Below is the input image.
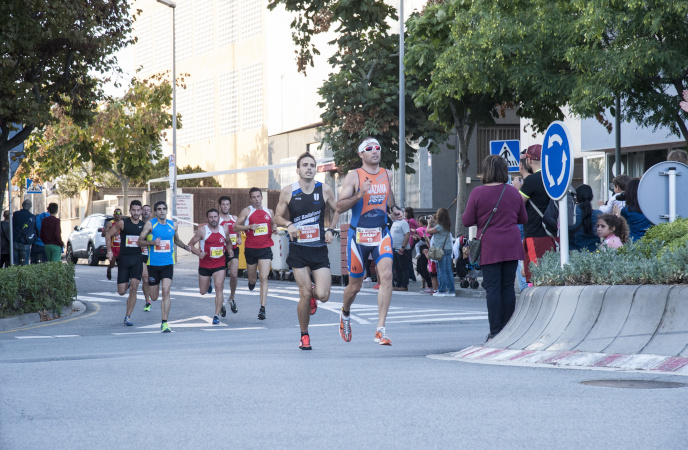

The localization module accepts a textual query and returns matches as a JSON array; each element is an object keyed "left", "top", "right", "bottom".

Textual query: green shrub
[
  {"left": 638, "top": 218, "right": 688, "bottom": 257},
  {"left": 0, "top": 262, "right": 77, "bottom": 318},
  {"left": 531, "top": 238, "right": 688, "bottom": 286}
]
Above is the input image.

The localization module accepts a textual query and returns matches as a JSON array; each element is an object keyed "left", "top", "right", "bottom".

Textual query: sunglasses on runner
[{"left": 363, "top": 145, "right": 381, "bottom": 152}]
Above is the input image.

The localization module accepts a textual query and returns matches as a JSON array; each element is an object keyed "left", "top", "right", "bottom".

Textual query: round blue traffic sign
[{"left": 541, "top": 121, "right": 574, "bottom": 200}]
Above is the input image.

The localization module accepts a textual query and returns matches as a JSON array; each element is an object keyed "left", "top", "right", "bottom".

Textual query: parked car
[{"left": 66, "top": 214, "right": 114, "bottom": 265}]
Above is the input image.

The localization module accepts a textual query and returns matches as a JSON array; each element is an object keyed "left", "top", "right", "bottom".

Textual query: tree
[
  {"left": 0, "top": 0, "right": 135, "bottom": 211},
  {"left": 89, "top": 78, "right": 175, "bottom": 207},
  {"left": 24, "top": 78, "right": 177, "bottom": 210},
  {"left": 566, "top": 0, "right": 688, "bottom": 141},
  {"left": 268, "top": 0, "right": 447, "bottom": 173},
  {"left": 405, "top": 1, "right": 504, "bottom": 235},
  {"left": 146, "top": 157, "right": 221, "bottom": 190}
]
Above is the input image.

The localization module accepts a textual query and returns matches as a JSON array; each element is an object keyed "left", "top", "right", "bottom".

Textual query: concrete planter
[{"left": 485, "top": 285, "right": 688, "bottom": 357}]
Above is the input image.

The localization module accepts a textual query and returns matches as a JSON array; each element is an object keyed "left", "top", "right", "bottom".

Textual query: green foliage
[
  {"left": 268, "top": 0, "right": 448, "bottom": 173},
  {"left": 531, "top": 239, "right": 688, "bottom": 286},
  {"left": 640, "top": 218, "right": 688, "bottom": 249},
  {"left": 146, "top": 157, "right": 221, "bottom": 189},
  {"left": 0, "top": 263, "right": 77, "bottom": 318},
  {"left": 0, "top": 0, "right": 135, "bottom": 211}
]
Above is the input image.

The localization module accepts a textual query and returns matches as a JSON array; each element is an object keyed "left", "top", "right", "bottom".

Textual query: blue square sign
[{"left": 490, "top": 140, "right": 520, "bottom": 173}]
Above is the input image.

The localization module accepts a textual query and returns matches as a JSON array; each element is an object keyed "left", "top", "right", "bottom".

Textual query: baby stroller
[{"left": 454, "top": 235, "right": 482, "bottom": 289}]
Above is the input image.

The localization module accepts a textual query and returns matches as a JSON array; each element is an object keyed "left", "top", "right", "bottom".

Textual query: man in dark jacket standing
[
  {"left": 1, "top": 210, "right": 10, "bottom": 268},
  {"left": 13, "top": 199, "right": 36, "bottom": 265}
]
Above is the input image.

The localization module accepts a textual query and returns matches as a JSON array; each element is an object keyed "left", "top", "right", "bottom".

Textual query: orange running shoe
[
  {"left": 310, "top": 296, "right": 317, "bottom": 315},
  {"left": 373, "top": 283, "right": 380, "bottom": 290},
  {"left": 339, "top": 310, "right": 352, "bottom": 342},
  {"left": 299, "top": 334, "right": 312, "bottom": 350},
  {"left": 374, "top": 327, "right": 392, "bottom": 345}
]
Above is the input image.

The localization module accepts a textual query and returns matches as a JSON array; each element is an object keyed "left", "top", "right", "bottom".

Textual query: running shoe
[
  {"left": 212, "top": 315, "right": 220, "bottom": 325},
  {"left": 374, "top": 327, "right": 392, "bottom": 345},
  {"left": 123, "top": 316, "right": 133, "bottom": 326},
  {"left": 373, "top": 283, "right": 380, "bottom": 290},
  {"left": 161, "top": 322, "right": 171, "bottom": 333},
  {"left": 420, "top": 288, "right": 433, "bottom": 295},
  {"left": 299, "top": 334, "right": 312, "bottom": 350},
  {"left": 207, "top": 283, "right": 213, "bottom": 294},
  {"left": 248, "top": 282, "right": 256, "bottom": 291},
  {"left": 339, "top": 310, "right": 352, "bottom": 342},
  {"left": 220, "top": 302, "right": 227, "bottom": 317},
  {"left": 363, "top": 277, "right": 372, "bottom": 282},
  {"left": 258, "top": 306, "right": 266, "bottom": 320},
  {"left": 106, "top": 267, "right": 112, "bottom": 280},
  {"left": 143, "top": 302, "right": 151, "bottom": 312},
  {"left": 310, "top": 296, "right": 317, "bottom": 315},
  {"left": 229, "top": 298, "right": 238, "bottom": 314}
]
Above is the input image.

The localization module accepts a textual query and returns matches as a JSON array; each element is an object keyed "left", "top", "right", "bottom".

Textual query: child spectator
[
  {"left": 599, "top": 174, "right": 630, "bottom": 214},
  {"left": 596, "top": 214, "right": 629, "bottom": 249}
]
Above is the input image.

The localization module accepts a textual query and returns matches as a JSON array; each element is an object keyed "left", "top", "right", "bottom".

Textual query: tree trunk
[
  {"left": 121, "top": 177, "right": 129, "bottom": 211},
  {"left": 455, "top": 129, "right": 469, "bottom": 237},
  {"left": 85, "top": 186, "right": 94, "bottom": 217}
]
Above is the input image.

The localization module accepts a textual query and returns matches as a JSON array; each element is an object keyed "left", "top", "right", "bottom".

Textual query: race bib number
[
  {"left": 356, "top": 227, "right": 382, "bottom": 246},
  {"left": 155, "top": 240, "right": 171, "bottom": 253},
  {"left": 254, "top": 224, "right": 269, "bottom": 236},
  {"left": 141, "top": 246, "right": 149, "bottom": 256},
  {"left": 126, "top": 236, "right": 140, "bottom": 247},
  {"left": 113, "top": 234, "right": 121, "bottom": 244},
  {"left": 210, "top": 246, "right": 224, "bottom": 258},
  {"left": 229, "top": 234, "right": 237, "bottom": 246},
  {"left": 297, "top": 225, "right": 320, "bottom": 243}
]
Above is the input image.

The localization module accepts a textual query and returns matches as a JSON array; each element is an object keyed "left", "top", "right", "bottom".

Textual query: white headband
[{"left": 358, "top": 138, "right": 381, "bottom": 154}]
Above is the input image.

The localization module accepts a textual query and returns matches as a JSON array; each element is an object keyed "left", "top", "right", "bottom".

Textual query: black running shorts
[
  {"left": 199, "top": 266, "right": 225, "bottom": 277},
  {"left": 117, "top": 255, "right": 143, "bottom": 284},
  {"left": 148, "top": 264, "right": 174, "bottom": 285},
  {"left": 244, "top": 247, "right": 273, "bottom": 266},
  {"left": 287, "top": 243, "right": 330, "bottom": 271},
  {"left": 225, "top": 249, "right": 238, "bottom": 264}
]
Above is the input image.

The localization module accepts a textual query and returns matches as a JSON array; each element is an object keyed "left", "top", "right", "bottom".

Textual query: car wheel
[
  {"left": 87, "top": 244, "right": 99, "bottom": 266},
  {"left": 66, "top": 243, "right": 78, "bottom": 264}
]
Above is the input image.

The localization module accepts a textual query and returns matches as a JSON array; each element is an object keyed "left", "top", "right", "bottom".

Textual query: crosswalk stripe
[
  {"left": 386, "top": 316, "right": 488, "bottom": 324},
  {"left": 357, "top": 309, "right": 445, "bottom": 316},
  {"left": 78, "top": 296, "right": 121, "bottom": 303}
]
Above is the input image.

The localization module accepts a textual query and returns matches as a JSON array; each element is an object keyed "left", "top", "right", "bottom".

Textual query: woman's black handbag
[{"left": 468, "top": 185, "right": 507, "bottom": 265}]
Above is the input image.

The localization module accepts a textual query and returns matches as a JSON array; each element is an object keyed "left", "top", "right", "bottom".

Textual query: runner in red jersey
[
  {"left": 102, "top": 208, "right": 122, "bottom": 280},
  {"left": 218, "top": 195, "right": 241, "bottom": 316},
  {"left": 234, "top": 188, "right": 278, "bottom": 321},
  {"left": 187, "top": 208, "right": 233, "bottom": 324}
]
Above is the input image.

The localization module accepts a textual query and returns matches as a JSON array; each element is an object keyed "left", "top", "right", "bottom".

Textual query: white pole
[
  {"left": 668, "top": 168, "right": 676, "bottom": 222},
  {"left": 7, "top": 151, "right": 14, "bottom": 265},
  {"left": 398, "top": 0, "right": 405, "bottom": 207},
  {"left": 559, "top": 195, "right": 569, "bottom": 266}
]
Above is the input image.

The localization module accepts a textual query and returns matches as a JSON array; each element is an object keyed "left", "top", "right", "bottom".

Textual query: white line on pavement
[
  {"left": 112, "top": 331, "right": 170, "bottom": 335},
  {"left": 386, "top": 316, "right": 488, "bottom": 324},
  {"left": 200, "top": 327, "right": 266, "bottom": 332}
]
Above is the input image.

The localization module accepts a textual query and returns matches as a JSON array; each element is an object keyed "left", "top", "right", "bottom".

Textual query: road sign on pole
[
  {"left": 542, "top": 121, "right": 574, "bottom": 266},
  {"left": 490, "top": 140, "right": 520, "bottom": 173},
  {"left": 638, "top": 161, "right": 688, "bottom": 224},
  {"left": 26, "top": 178, "right": 43, "bottom": 194}
]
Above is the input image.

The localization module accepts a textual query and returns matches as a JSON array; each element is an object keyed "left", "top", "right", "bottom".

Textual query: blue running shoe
[
  {"left": 124, "top": 316, "right": 133, "bottom": 326},
  {"left": 207, "top": 281, "right": 213, "bottom": 294},
  {"left": 213, "top": 315, "right": 220, "bottom": 325}
]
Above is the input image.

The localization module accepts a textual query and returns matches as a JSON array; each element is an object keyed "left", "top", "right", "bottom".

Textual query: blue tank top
[{"left": 148, "top": 218, "right": 175, "bottom": 266}]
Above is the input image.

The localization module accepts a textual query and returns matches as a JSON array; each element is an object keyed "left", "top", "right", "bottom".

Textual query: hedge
[
  {"left": 531, "top": 220, "right": 688, "bottom": 286},
  {"left": 0, "top": 262, "right": 77, "bottom": 318}
]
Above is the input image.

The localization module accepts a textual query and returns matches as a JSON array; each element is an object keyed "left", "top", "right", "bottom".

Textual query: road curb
[
  {"left": 431, "top": 346, "right": 688, "bottom": 376},
  {"left": 0, "top": 300, "right": 86, "bottom": 332}
]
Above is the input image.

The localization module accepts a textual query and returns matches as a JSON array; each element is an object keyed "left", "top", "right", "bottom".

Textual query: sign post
[
  {"left": 490, "top": 140, "right": 520, "bottom": 173},
  {"left": 541, "top": 121, "right": 574, "bottom": 266},
  {"left": 638, "top": 161, "right": 688, "bottom": 224}
]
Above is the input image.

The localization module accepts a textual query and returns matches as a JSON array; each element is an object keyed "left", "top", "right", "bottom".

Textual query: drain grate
[{"left": 581, "top": 380, "right": 686, "bottom": 389}]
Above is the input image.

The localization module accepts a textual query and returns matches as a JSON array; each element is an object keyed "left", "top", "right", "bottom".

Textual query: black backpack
[{"left": 17, "top": 215, "right": 37, "bottom": 245}]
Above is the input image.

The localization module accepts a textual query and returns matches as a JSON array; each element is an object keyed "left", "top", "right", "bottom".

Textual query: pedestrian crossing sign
[
  {"left": 489, "top": 140, "right": 520, "bottom": 173},
  {"left": 26, "top": 178, "right": 43, "bottom": 194}
]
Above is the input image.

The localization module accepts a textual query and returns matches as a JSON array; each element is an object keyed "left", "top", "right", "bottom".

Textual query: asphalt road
[{"left": 1, "top": 255, "right": 686, "bottom": 449}]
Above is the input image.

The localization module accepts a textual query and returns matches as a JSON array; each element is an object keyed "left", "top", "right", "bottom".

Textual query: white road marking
[
  {"left": 302, "top": 323, "right": 339, "bottom": 327},
  {"left": 138, "top": 315, "right": 227, "bottom": 329},
  {"left": 200, "top": 327, "right": 266, "bottom": 332},
  {"left": 78, "top": 296, "right": 120, "bottom": 303},
  {"left": 386, "top": 316, "right": 488, "bottom": 324},
  {"left": 357, "top": 309, "right": 445, "bottom": 316},
  {"left": 112, "top": 331, "right": 171, "bottom": 335},
  {"left": 14, "top": 335, "right": 79, "bottom": 339}
]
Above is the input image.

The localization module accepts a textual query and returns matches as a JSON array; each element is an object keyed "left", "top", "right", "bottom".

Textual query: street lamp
[{"left": 157, "top": 0, "right": 177, "bottom": 226}]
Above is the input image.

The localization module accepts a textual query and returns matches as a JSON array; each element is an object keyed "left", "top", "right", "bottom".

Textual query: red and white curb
[{"left": 429, "top": 346, "right": 688, "bottom": 376}]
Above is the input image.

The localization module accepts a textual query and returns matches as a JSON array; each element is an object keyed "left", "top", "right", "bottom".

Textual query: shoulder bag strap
[{"left": 477, "top": 185, "right": 507, "bottom": 240}]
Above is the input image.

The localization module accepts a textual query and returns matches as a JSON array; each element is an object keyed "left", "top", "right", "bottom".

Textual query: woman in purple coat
[{"left": 462, "top": 155, "right": 528, "bottom": 341}]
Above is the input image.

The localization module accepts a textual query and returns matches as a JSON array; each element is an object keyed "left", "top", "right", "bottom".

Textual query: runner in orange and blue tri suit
[{"left": 336, "top": 137, "right": 404, "bottom": 346}]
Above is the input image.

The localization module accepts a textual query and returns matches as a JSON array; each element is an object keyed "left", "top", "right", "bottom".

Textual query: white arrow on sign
[
  {"left": 138, "top": 315, "right": 227, "bottom": 328},
  {"left": 545, "top": 133, "right": 566, "bottom": 187}
]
